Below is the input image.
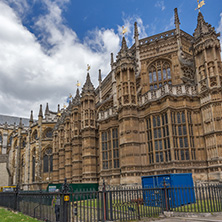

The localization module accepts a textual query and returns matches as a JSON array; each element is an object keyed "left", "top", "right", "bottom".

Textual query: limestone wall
[{"left": 0, "top": 154, "right": 9, "bottom": 186}]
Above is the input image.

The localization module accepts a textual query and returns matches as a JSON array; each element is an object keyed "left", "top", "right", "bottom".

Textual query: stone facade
[{"left": 1, "top": 9, "right": 222, "bottom": 190}]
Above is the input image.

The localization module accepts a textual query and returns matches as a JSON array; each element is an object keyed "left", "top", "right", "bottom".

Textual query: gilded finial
[
  {"left": 77, "top": 81, "right": 80, "bottom": 88},
  {"left": 122, "top": 26, "right": 128, "bottom": 35},
  {"left": 195, "top": 0, "right": 205, "bottom": 12},
  {"left": 87, "top": 64, "right": 91, "bottom": 72}
]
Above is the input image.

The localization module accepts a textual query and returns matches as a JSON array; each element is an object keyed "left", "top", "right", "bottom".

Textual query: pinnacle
[
  {"left": 121, "top": 36, "right": 128, "bottom": 52},
  {"left": 134, "top": 22, "right": 139, "bottom": 38},
  {"left": 174, "top": 8, "right": 180, "bottom": 25},
  {"left": 82, "top": 72, "right": 95, "bottom": 95}
]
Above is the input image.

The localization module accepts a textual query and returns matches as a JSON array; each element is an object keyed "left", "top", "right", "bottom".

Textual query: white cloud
[
  {"left": 117, "top": 14, "right": 148, "bottom": 46},
  {"left": 0, "top": 1, "right": 120, "bottom": 118},
  {"left": 164, "top": 15, "right": 174, "bottom": 31},
  {"left": 155, "top": 1, "right": 165, "bottom": 11}
]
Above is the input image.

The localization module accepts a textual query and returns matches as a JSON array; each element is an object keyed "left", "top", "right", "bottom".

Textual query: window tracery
[
  {"left": 171, "top": 111, "right": 195, "bottom": 161},
  {"left": 32, "top": 130, "right": 38, "bottom": 141},
  {"left": 43, "top": 148, "right": 53, "bottom": 173},
  {"left": 44, "top": 128, "right": 53, "bottom": 138},
  {"left": 146, "top": 112, "right": 171, "bottom": 164},
  {"left": 101, "top": 128, "right": 119, "bottom": 170},
  {"left": 148, "top": 60, "right": 172, "bottom": 90}
]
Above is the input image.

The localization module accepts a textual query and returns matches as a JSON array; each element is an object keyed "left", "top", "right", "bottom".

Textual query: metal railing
[{"left": 0, "top": 181, "right": 222, "bottom": 222}]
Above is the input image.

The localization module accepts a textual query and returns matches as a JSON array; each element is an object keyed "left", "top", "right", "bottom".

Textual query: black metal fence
[{"left": 0, "top": 181, "right": 222, "bottom": 222}]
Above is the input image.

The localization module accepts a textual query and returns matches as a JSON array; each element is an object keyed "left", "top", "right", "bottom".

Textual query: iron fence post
[
  {"left": 14, "top": 184, "right": 19, "bottom": 211},
  {"left": 136, "top": 189, "right": 140, "bottom": 220},
  {"left": 62, "top": 178, "right": 70, "bottom": 222},
  {"left": 163, "top": 179, "right": 169, "bottom": 211},
  {"left": 109, "top": 190, "right": 113, "bottom": 221},
  {"left": 102, "top": 179, "right": 107, "bottom": 221},
  {"left": 39, "top": 189, "right": 42, "bottom": 220}
]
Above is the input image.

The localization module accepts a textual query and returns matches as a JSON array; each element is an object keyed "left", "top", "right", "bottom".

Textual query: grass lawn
[{"left": 0, "top": 207, "right": 41, "bottom": 222}]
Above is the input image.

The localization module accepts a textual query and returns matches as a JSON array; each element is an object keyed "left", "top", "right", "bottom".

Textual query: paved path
[{"left": 149, "top": 217, "right": 222, "bottom": 222}]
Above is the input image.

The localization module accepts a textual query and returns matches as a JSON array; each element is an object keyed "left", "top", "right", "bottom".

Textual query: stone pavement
[
  {"left": 153, "top": 217, "right": 222, "bottom": 222},
  {"left": 138, "top": 212, "right": 222, "bottom": 222}
]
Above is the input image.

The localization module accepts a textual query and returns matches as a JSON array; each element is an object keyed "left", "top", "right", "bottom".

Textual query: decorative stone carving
[
  {"left": 176, "top": 86, "right": 182, "bottom": 95},
  {"left": 210, "top": 77, "right": 217, "bottom": 87},
  {"left": 151, "top": 91, "right": 156, "bottom": 99},
  {"left": 178, "top": 47, "right": 195, "bottom": 83}
]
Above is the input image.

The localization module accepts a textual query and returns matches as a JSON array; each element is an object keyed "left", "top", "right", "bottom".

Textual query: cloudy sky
[{"left": 1, "top": 0, "right": 222, "bottom": 119}]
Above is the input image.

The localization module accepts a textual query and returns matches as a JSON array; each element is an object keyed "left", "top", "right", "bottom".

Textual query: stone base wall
[{"left": 0, "top": 163, "right": 8, "bottom": 186}]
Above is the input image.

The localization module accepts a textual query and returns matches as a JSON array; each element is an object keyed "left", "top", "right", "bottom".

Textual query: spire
[
  {"left": 121, "top": 36, "right": 128, "bottom": 52},
  {"left": 174, "top": 8, "right": 180, "bottom": 34},
  {"left": 193, "top": 11, "right": 216, "bottom": 39},
  {"left": 82, "top": 72, "right": 95, "bottom": 95},
  {"left": 134, "top": 22, "right": 139, "bottom": 39},
  {"left": 38, "top": 104, "right": 43, "bottom": 117},
  {"left": 98, "top": 69, "right": 102, "bottom": 83},
  {"left": 57, "top": 104, "right": 60, "bottom": 113},
  {"left": 19, "top": 118, "right": 23, "bottom": 129},
  {"left": 29, "top": 110, "right": 33, "bottom": 123},
  {"left": 74, "top": 88, "right": 80, "bottom": 100},
  {"left": 72, "top": 88, "right": 81, "bottom": 106},
  {"left": 45, "top": 103, "right": 49, "bottom": 116}
]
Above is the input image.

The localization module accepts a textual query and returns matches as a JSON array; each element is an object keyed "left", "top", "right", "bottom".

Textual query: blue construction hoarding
[{"left": 142, "top": 173, "right": 196, "bottom": 208}]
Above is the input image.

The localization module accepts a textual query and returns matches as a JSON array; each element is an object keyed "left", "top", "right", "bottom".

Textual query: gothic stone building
[{"left": 3, "top": 9, "right": 222, "bottom": 190}]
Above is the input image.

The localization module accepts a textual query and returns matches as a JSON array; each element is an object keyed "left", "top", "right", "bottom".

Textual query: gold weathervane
[
  {"left": 63, "top": 104, "right": 67, "bottom": 109},
  {"left": 77, "top": 81, "right": 81, "bottom": 87},
  {"left": 122, "top": 26, "right": 128, "bottom": 35},
  {"left": 195, "top": 0, "right": 205, "bottom": 11},
  {"left": 87, "top": 64, "right": 91, "bottom": 72}
]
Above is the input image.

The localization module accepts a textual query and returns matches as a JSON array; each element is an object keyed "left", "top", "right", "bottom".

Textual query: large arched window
[
  {"left": 32, "top": 130, "right": 38, "bottom": 141},
  {"left": 22, "top": 138, "right": 26, "bottom": 148},
  {"left": 43, "top": 128, "right": 53, "bottom": 139},
  {"left": 43, "top": 148, "right": 53, "bottom": 173},
  {"left": 148, "top": 60, "right": 172, "bottom": 90}
]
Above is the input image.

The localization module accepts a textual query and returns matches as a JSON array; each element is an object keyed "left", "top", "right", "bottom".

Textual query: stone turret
[
  {"left": 114, "top": 37, "right": 141, "bottom": 184},
  {"left": 70, "top": 88, "right": 82, "bottom": 183},
  {"left": 115, "top": 37, "right": 137, "bottom": 108},
  {"left": 193, "top": 11, "right": 221, "bottom": 92},
  {"left": 193, "top": 11, "right": 222, "bottom": 180},
  {"left": 81, "top": 72, "right": 98, "bottom": 183}
]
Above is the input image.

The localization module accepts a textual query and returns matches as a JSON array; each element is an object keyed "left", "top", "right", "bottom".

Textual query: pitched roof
[{"left": 0, "top": 114, "right": 30, "bottom": 126}]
